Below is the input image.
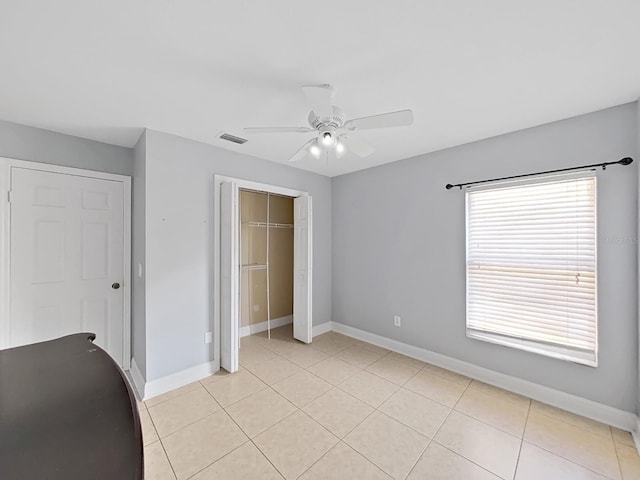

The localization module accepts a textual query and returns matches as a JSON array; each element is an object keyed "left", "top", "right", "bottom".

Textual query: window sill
[{"left": 466, "top": 329, "right": 597, "bottom": 367}]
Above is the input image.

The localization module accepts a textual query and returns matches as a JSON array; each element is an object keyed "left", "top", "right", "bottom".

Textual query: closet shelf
[
  {"left": 241, "top": 264, "right": 267, "bottom": 270},
  {"left": 241, "top": 221, "right": 293, "bottom": 229}
]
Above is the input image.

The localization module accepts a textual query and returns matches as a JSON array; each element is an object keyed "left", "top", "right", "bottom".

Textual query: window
[{"left": 466, "top": 173, "right": 597, "bottom": 366}]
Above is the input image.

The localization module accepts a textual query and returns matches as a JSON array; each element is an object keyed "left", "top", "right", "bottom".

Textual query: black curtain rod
[{"left": 445, "top": 157, "right": 634, "bottom": 190}]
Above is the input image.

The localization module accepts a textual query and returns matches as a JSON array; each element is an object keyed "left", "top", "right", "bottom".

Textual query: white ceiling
[{"left": 1, "top": 1, "right": 639, "bottom": 177}]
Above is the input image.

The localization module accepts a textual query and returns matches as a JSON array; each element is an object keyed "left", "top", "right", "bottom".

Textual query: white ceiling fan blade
[
  {"left": 288, "top": 138, "right": 317, "bottom": 163},
  {"left": 244, "top": 126, "right": 315, "bottom": 134},
  {"left": 344, "top": 109, "right": 414, "bottom": 130},
  {"left": 301, "top": 84, "right": 335, "bottom": 119},
  {"left": 340, "top": 135, "right": 375, "bottom": 158}
]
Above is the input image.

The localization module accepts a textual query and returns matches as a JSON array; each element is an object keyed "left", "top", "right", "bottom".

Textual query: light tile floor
[{"left": 141, "top": 325, "right": 640, "bottom": 480}]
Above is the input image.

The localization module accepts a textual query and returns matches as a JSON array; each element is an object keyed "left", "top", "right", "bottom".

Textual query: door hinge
[{"left": 7, "top": 190, "right": 12, "bottom": 203}]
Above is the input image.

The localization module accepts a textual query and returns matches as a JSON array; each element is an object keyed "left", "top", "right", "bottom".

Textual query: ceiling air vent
[{"left": 219, "top": 132, "right": 247, "bottom": 145}]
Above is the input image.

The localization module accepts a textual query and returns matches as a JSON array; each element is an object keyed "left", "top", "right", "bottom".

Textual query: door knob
[{"left": 112, "top": 282, "right": 121, "bottom": 290}]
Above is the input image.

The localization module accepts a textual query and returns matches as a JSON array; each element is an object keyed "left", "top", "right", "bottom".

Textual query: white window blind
[{"left": 466, "top": 173, "right": 597, "bottom": 366}]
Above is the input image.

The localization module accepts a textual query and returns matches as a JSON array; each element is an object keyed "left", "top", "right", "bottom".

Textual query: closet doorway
[
  {"left": 215, "top": 176, "right": 312, "bottom": 373},
  {"left": 240, "top": 189, "right": 293, "bottom": 338}
]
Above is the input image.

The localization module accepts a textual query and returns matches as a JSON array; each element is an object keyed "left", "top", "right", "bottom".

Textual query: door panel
[
  {"left": 9, "top": 168, "right": 125, "bottom": 366},
  {"left": 293, "top": 195, "right": 312, "bottom": 344},
  {"left": 82, "top": 221, "right": 109, "bottom": 279},
  {"left": 220, "top": 181, "right": 239, "bottom": 372},
  {"left": 33, "top": 219, "right": 66, "bottom": 283}
]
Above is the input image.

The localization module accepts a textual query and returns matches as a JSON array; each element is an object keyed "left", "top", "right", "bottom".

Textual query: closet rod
[
  {"left": 242, "top": 221, "right": 293, "bottom": 228},
  {"left": 445, "top": 157, "right": 633, "bottom": 191}
]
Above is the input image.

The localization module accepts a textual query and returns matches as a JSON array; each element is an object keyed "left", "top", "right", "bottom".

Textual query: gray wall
[
  {"left": 143, "top": 130, "right": 332, "bottom": 381},
  {"left": 332, "top": 103, "right": 638, "bottom": 412},
  {"left": 0, "top": 120, "right": 133, "bottom": 175},
  {"left": 132, "top": 132, "right": 147, "bottom": 378}
]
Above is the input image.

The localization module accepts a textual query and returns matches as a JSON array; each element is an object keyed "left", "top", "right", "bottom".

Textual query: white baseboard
[
  {"left": 240, "top": 315, "right": 292, "bottom": 338},
  {"left": 313, "top": 321, "right": 332, "bottom": 337},
  {"left": 143, "top": 360, "right": 220, "bottom": 401},
  {"left": 129, "top": 357, "right": 146, "bottom": 400},
  {"left": 331, "top": 322, "right": 638, "bottom": 432},
  {"left": 633, "top": 417, "right": 640, "bottom": 455},
  {"left": 141, "top": 320, "right": 328, "bottom": 401}
]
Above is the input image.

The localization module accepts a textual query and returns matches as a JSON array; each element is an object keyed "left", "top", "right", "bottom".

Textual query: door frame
[
  {"left": 0, "top": 157, "right": 132, "bottom": 370},
  {"left": 214, "top": 175, "right": 312, "bottom": 372}
]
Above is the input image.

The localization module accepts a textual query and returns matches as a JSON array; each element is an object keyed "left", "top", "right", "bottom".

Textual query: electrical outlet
[
  {"left": 393, "top": 315, "right": 401, "bottom": 327},
  {"left": 204, "top": 331, "right": 213, "bottom": 344}
]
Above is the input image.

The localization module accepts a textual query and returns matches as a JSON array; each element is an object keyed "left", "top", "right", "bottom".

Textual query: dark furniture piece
[{"left": 0, "top": 333, "right": 143, "bottom": 479}]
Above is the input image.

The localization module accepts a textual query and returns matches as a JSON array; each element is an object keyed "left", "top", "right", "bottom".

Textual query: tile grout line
[
  {"left": 145, "top": 407, "right": 179, "bottom": 480},
  {"left": 374, "top": 358, "right": 450, "bottom": 479},
  {"left": 148, "top": 384, "right": 224, "bottom": 438},
  {"left": 145, "top": 383, "right": 203, "bottom": 409},
  {"left": 342, "top": 361, "right": 428, "bottom": 479},
  {"left": 242, "top": 333, "right": 359, "bottom": 478},
  {"left": 220, "top": 401, "right": 290, "bottom": 480},
  {"left": 294, "top": 330, "right": 397, "bottom": 478},
  {"left": 609, "top": 426, "right": 625, "bottom": 480},
  {"left": 519, "top": 430, "right": 621, "bottom": 479},
  {"left": 224, "top": 353, "right": 342, "bottom": 476},
  {"left": 511, "top": 399, "right": 532, "bottom": 480},
  {"left": 430, "top": 440, "right": 504, "bottom": 479},
  {"left": 213, "top": 332, "right": 300, "bottom": 478},
  {"left": 156, "top": 409, "right": 220, "bottom": 441},
  {"left": 405, "top": 381, "right": 512, "bottom": 479},
  {"left": 282, "top": 414, "right": 341, "bottom": 478},
  {"left": 362, "top": 360, "right": 422, "bottom": 387},
  {"left": 524, "top": 403, "right": 625, "bottom": 477},
  {"left": 436, "top": 375, "right": 471, "bottom": 435},
  {"left": 302, "top": 360, "right": 363, "bottom": 388},
  {"left": 403, "top": 439, "right": 433, "bottom": 480},
  {"left": 147, "top": 380, "right": 227, "bottom": 479},
  {"left": 519, "top": 440, "right": 619, "bottom": 480},
  {"left": 396, "top": 367, "right": 436, "bottom": 480},
  {"left": 294, "top": 439, "right": 390, "bottom": 480},
  {"left": 431, "top": 378, "right": 599, "bottom": 449},
  {"left": 182, "top": 439, "right": 260, "bottom": 480},
  {"left": 224, "top": 380, "right": 300, "bottom": 439},
  {"left": 329, "top": 400, "right": 389, "bottom": 475},
  {"left": 364, "top": 363, "right": 433, "bottom": 443},
  {"left": 527, "top": 405, "right": 617, "bottom": 440},
  {"left": 410, "top": 378, "right": 508, "bottom": 479},
  {"left": 450, "top": 388, "right": 531, "bottom": 439}
]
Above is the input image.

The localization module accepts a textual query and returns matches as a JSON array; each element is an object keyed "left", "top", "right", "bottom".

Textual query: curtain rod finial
[
  {"left": 445, "top": 184, "right": 454, "bottom": 190},
  {"left": 619, "top": 157, "right": 633, "bottom": 166}
]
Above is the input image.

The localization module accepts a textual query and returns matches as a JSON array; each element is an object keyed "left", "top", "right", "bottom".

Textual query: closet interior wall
[{"left": 239, "top": 189, "right": 294, "bottom": 337}]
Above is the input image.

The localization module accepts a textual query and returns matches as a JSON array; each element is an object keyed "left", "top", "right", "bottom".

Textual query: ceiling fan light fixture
[
  {"left": 245, "top": 85, "right": 413, "bottom": 163},
  {"left": 309, "top": 144, "right": 321, "bottom": 158}
]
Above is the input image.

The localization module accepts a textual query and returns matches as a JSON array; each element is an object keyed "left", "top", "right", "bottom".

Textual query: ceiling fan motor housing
[
  {"left": 309, "top": 106, "right": 345, "bottom": 147},
  {"left": 308, "top": 106, "right": 345, "bottom": 130}
]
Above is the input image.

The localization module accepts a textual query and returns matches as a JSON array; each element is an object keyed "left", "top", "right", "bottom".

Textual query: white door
[
  {"left": 293, "top": 195, "right": 312, "bottom": 343},
  {"left": 220, "top": 181, "right": 239, "bottom": 372},
  {"left": 9, "top": 167, "right": 126, "bottom": 365}
]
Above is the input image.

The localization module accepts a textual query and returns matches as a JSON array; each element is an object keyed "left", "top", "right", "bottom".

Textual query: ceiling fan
[{"left": 243, "top": 85, "right": 414, "bottom": 162}]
